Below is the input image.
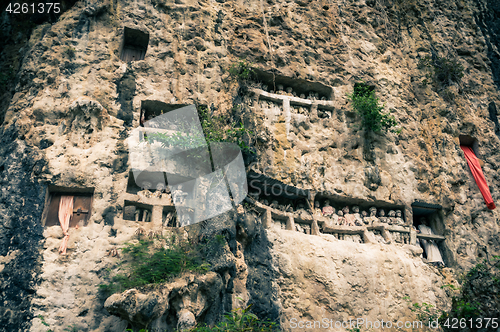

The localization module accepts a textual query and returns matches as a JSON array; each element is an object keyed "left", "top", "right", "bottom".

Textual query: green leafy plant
[
  {"left": 440, "top": 284, "right": 459, "bottom": 290},
  {"left": 99, "top": 235, "right": 219, "bottom": 296},
  {"left": 191, "top": 304, "right": 279, "bottom": 331},
  {"left": 347, "top": 82, "right": 399, "bottom": 134},
  {"left": 38, "top": 315, "right": 53, "bottom": 332},
  {"left": 405, "top": 257, "right": 500, "bottom": 331},
  {"left": 418, "top": 55, "right": 464, "bottom": 90},
  {"left": 410, "top": 302, "right": 440, "bottom": 325},
  {"left": 228, "top": 59, "right": 254, "bottom": 81},
  {"left": 441, "top": 258, "right": 499, "bottom": 327},
  {"left": 63, "top": 325, "right": 79, "bottom": 332},
  {"left": 146, "top": 105, "right": 254, "bottom": 157}
]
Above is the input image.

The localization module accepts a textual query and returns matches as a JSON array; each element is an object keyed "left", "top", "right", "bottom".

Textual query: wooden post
[
  {"left": 381, "top": 227, "right": 392, "bottom": 244},
  {"left": 307, "top": 192, "right": 320, "bottom": 236},
  {"left": 286, "top": 215, "right": 295, "bottom": 231},
  {"left": 410, "top": 228, "right": 417, "bottom": 245},
  {"left": 263, "top": 209, "right": 272, "bottom": 229},
  {"left": 151, "top": 205, "right": 163, "bottom": 228},
  {"left": 362, "top": 229, "right": 375, "bottom": 244}
]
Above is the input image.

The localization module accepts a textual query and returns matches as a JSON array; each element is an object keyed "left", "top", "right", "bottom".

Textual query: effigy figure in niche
[
  {"left": 361, "top": 210, "right": 369, "bottom": 224},
  {"left": 270, "top": 200, "right": 279, "bottom": 210},
  {"left": 418, "top": 217, "right": 444, "bottom": 266},
  {"left": 134, "top": 208, "right": 141, "bottom": 222},
  {"left": 387, "top": 210, "right": 397, "bottom": 225},
  {"left": 138, "top": 181, "right": 153, "bottom": 199},
  {"left": 314, "top": 201, "right": 322, "bottom": 217},
  {"left": 261, "top": 198, "right": 269, "bottom": 206},
  {"left": 323, "top": 206, "right": 338, "bottom": 229},
  {"left": 352, "top": 206, "right": 364, "bottom": 226},
  {"left": 299, "top": 93, "right": 306, "bottom": 99},
  {"left": 296, "top": 203, "right": 311, "bottom": 220},
  {"left": 329, "top": 207, "right": 340, "bottom": 226},
  {"left": 285, "top": 204, "right": 294, "bottom": 213},
  {"left": 286, "top": 87, "right": 293, "bottom": 96},
  {"left": 161, "top": 186, "right": 172, "bottom": 204},
  {"left": 378, "top": 209, "right": 388, "bottom": 223},
  {"left": 395, "top": 210, "right": 405, "bottom": 225},
  {"left": 277, "top": 84, "right": 284, "bottom": 94},
  {"left": 152, "top": 183, "right": 165, "bottom": 199},
  {"left": 179, "top": 213, "right": 191, "bottom": 227},
  {"left": 363, "top": 207, "right": 378, "bottom": 225},
  {"left": 337, "top": 210, "right": 346, "bottom": 226},
  {"left": 343, "top": 206, "right": 355, "bottom": 226},
  {"left": 322, "top": 200, "right": 335, "bottom": 217},
  {"left": 172, "top": 184, "right": 188, "bottom": 205}
]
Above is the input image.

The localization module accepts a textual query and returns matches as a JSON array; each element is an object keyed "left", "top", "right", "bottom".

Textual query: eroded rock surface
[{"left": 0, "top": 0, "right": 499, "bottom": 331}]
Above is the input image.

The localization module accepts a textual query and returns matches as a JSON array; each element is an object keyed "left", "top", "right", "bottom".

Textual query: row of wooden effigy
[{"left": 247, "top": 194, "right": 411, "bottom": 245}]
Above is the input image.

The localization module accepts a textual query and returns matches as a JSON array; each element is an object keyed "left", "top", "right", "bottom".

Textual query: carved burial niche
[
  {"left": 459, "top": 135, "right": 484, "bottom": 166},
  {"left": 459, "top": 135, "right": 479, "bottom": 157},
  {"left": 120, "top": 27, "right": 149, "bottom": 62},
  {"left": 123, "top": 201, "right": 152, "bottom": 222},
  {"left": 412, "top": 201, "right": 444, "bottom": 234},
  {"left": 252, "top": 68, "right": 333, "bottom": 100},
  {"left": 411, "top": 201, "right": 450, "bottom": 265},
  {"left": 126, "top": 170, "right": 167, "bottom": 194},
  {"left": 139, "top": 100, "right": 189, "bottom": 127},
  {"left": 42, "top": 186, "right": 94, "bottom": 228}
]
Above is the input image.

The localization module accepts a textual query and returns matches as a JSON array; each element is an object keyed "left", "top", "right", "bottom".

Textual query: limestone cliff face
[{"left": 0, "top": 0, "right": 499, "bottom": 331}]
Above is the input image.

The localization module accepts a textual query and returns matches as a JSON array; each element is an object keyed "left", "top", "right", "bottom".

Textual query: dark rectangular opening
[
  {"left": 412, "top": 201, "right": 447, "bottom": 265},
  {"left": 412, "top": 201, "right": 443, "bottom": 231},
  {"left": 459, "top": 135, "right": 479, "bottom": 157},
  {"left": 123, "top": 200, "right": 153, "bottom": 222},
  {"left": 140, "top": 100, "right": 189, "bottom": 126},
  {"left": 120, "top": 27, "right": 149, "bottom": 62},
  {"left": 252, "top": 68, "right": 333, "bottom": 100}
]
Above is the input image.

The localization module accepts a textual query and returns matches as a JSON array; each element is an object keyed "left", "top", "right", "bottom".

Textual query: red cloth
[
  {"left": 58, "top": 196, "right": 74, "bottom": 255},
  {"left": 460, "top": 146, "right": 496, "bottom": 210}
]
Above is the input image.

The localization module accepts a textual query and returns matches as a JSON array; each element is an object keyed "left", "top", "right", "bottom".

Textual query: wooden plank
[
  {"left": 322, "top": 225, "right": 365, "bottom": 234},
  {"left": 417, "top": 234, "right": 445, "bottom": 241},
  {"left": 121, "top": 47, "right": 145, "bottom": 62}
]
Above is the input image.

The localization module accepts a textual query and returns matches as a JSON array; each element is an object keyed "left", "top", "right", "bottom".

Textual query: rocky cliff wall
[{"left": 0, "top": 0, "right": 499, "bottom": 331}]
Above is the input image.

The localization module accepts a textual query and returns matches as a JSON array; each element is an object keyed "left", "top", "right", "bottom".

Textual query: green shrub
[
  {"left": 418, "top": 55, "right": 464, "bottom": 90},
  {"left": 146, "top": 105, "right": 253, "bottom": 155},
  {"left": 228, "top": 59, "right": 254, "bottom": 81},
  {"left": 347, "top": 82, "right": 399, "bottom": 134},
  {"left": 99, "top": 236, "right": 216, "bottom": 296},
  {"left": 440, "top": 258, "right": 499, "bottom": 330},
  {"left": 405, "top": 257, "right": 500, "bottom": 331},
  {"left": 191, "top": 305, "right": 279, "bottom": 332}
]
